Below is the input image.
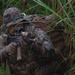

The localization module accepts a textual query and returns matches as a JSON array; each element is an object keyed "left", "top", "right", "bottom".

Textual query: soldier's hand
[
  {"left": 20, "top": 32, "right": 32, "bottom": 48},
  {"left": 21, "top": 32, "right": 36, "bottom": 43},
  {"left": 20, "top": 37, "right": 28, "bottom": 49},
  {"left": 5, "top": 42, "right": 17, "bottom": 54}
]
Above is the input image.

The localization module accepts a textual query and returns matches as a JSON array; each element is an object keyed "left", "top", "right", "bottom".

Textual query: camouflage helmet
[{"left": 3, "top": 7, "right": 25, "bottom": 27}]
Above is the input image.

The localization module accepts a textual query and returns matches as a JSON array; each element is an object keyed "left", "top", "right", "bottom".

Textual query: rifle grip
[{"left": 17, "top": 46, "right": 22, "bottom": 61}]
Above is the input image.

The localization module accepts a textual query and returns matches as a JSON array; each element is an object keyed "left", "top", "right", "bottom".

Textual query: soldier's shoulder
[
  {"left": 23, "top": 14, "right": 43, "bottom": 21},
  {"left": 0, "top": 35, "right": 4, "bottom": 48},
  {"left": 23, "top": 15, "right": 33, "bottom": 21}
]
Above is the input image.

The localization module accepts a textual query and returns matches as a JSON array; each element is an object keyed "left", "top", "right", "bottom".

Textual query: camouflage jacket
[{"left": 0, "top": 15, "right": 69, "bottom": 75}]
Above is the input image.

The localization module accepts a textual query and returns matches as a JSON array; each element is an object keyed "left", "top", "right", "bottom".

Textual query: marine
[{"left": 0, "top": 7, "right": 70, "bottom": 75}]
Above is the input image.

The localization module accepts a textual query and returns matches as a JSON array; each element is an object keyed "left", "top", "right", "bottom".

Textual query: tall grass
[
  {"left": 33, "top": 0, "right": 74, "bottom": 74},
  {"left": 0, "top": 0, "right": 75, "bottom": 75}
]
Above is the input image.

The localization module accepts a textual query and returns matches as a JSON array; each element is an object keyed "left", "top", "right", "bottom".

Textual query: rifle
[
  {"left": 7, "top": 27, "right": 37, "bottom": 61},
  {"left": 7, "top": 27, "right": 23, "bottom": 61},
  {"left": 21, "top": 32, "right": 42, "bottom": 46}
]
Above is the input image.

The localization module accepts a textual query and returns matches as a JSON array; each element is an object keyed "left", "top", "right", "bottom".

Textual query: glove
[{"left": 5, "top": 42, "right": 17, "bottom": 54}]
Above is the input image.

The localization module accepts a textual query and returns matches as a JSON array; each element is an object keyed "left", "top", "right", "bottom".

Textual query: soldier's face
[{"left": 7, "top": 23, "right": 23, "bottom": 35}]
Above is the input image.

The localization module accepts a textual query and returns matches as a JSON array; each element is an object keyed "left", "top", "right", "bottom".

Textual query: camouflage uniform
[{"left": 0, "top": 7, "right": 69, "bottom": 75}]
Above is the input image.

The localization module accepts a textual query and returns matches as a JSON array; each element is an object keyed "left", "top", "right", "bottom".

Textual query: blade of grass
[
  {"left": 33, "top": 0, "right": 62, "bottom": 19},
  {"left": 58, "top": 0, "right": 73, "bottom": 25},
  {"left": 24, "top": 4, "right": 38, "bottom": 13},
  {"left": 5, "top": 0, "right": 15, "bottom": 9},
  {"left": 13, "top": 0, "right": 21, "bottom": 7},
  {"left": 33, "top": 0, "right": 75, "bottom": 29}
]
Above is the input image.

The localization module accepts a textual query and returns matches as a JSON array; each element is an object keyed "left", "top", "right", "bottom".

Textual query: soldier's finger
[{"left": 11, "top": 42, "right": 17, "bottom": 47}]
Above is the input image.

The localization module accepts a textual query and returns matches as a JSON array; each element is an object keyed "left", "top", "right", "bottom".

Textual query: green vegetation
[
  {"left": 0, "top": 0, "right": 75, "bottom": 75},
  {"left": 0, "top": 65, "right": 10, "bottom": 75}
]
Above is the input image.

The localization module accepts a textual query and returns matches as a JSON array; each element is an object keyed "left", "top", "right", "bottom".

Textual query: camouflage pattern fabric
[
  {"left": 1, "top": 7, "right": 26, "bottom": 33},
  {"left": 0, "top": 7, "right": 70, "bottom": 75},
  {"left": 7, "top": 23, "right": 56, "bottom": 75},
  {"left": 26, "top": 15, "right": 69, "bottom": 75},
  {"left": 3, "top": 7, "right": 23, "bottom": 26}
]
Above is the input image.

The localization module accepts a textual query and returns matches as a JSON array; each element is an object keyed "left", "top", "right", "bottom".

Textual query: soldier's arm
[
  {"left": 0, "top": 35, "right": 7, "bottom": 64},
  {"left": 0, "top": 35, "right": 17, "bottom": 64},
  {"left": 32, "top": 27, "right": 57, "bottom": 60}
]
